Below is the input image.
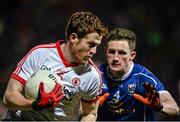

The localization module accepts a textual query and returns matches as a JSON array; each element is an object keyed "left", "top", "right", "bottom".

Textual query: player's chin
[
  {"left": 110, "top": 66, "right": 123, "bottom": 72},
  {"left": 79, "top": 59, "right": 89, "bottom": 65},
  {"left": 82, "top": 57, "right": 91, "bottom": 63}
]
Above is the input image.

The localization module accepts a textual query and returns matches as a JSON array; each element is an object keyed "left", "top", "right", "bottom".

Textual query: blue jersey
[{"left": 97, "top": 63, "right": 165, "bottom": 121}]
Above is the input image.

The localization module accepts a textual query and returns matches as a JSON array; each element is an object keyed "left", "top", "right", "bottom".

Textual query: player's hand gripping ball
[{"left": 25, "top": 70, "right": 64, "bottom": 110}]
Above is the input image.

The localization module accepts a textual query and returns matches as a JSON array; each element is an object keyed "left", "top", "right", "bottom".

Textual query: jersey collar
[{"left": 56, "top": 41, "right": 80, "bottom": 67}]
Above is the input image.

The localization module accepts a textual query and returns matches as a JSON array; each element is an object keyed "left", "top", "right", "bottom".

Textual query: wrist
[
  {"left": 154, "top": 103, "right": 163, "bottom": 112},
  {"left": 32, "top": 101, "right": 44, "bottom": 111}
]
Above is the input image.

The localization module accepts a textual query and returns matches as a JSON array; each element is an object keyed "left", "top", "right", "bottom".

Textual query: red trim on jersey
[
  {"left": 14, "top": 43, "right": 56, "bottom": 75},
  {"left": 81, "top": 59, "right": 103, "bottom": 104},
  {"left": 81, "top": 96, "right": 99, "bottom": 104},
  {"left": 89, "top": 59, "right": 103, "bottom": 94},
  {"left": 11, "top": 73, "right": 26, "bottom": 85},
  {"left": 55, "top": 41, "right": 79, "bottom": 67}
]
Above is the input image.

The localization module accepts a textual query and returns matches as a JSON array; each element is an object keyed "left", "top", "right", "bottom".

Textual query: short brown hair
[
  {"left": 107, "top": 28, "right": 137, "bottom": 51},
  {"left": 65, "top": 11, "right": 107, "bottom": 42}
]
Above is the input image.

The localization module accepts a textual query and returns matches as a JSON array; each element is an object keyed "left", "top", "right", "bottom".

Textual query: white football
[{"left": 24, "top": 70, "right": 62, "bottom": 100}]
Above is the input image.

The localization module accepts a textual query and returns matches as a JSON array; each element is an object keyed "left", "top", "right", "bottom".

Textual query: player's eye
[
  {"left": 88, "top": 43, "right": 96, "bottom": 48},
  {"left": 118, "top": 50, "right": 127, "bottom": 55},
  {"left": 108, "top": 49, "right": 116, "bottom": 54}
]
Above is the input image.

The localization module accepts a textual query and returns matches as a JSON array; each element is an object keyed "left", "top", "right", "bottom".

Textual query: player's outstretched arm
[
  {"left": 133, "top": 82, "right": 179, "bottom": 117},
  {"left": 159, "top": 91, "right": 179, "bottom": 117}
]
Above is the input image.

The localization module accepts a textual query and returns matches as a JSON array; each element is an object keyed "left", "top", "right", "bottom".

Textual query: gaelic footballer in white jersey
[{"left": 9, "top": 41, "right": 102, "bottom": 121}]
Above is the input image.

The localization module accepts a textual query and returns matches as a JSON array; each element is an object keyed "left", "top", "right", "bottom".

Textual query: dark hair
[
  {"left": 65, "top": 11, "right": 107, "bottom": 42},
  {"left": 107, "top": 28, "right": 137, "bottom": 51}
]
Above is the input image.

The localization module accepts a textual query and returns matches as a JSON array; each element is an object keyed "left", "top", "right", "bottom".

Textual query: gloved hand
[
  {"left": 133, "top": 82, "right": 163, "bottom": 112},
  {"left": 32, "top": 82, "right": 64, "bottom": 110},
  {"left": 98, "top": 93, "right": 110, "bottom": 106}
]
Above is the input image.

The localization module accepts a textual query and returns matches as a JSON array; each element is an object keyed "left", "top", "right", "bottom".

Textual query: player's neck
[
  {"left": 61, "top": 42, "right": 74, "bottom": 63},
  {"left": 109, "top": 70, "right": 123, "bottom": 79},
  {"left": 61, "top": 42, "right": 83, "bottom": 66}
]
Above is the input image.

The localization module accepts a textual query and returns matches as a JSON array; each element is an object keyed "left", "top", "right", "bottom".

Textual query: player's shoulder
[
  {"left": 133, "top": 63, "right": 153, "bottom": 74},
  {"left": 130, "top": 63, "right": 156, "bottom": 80},
  {"left": 31, "top": 42, "right": 56, "bottom": 51},
  {"left": 27, "top": 42, "right": 57, "bottom": 56},
  {"left": 132, "top": 63, "right": 159, "bottom": 84},
  {"left": 87, "top": 60, "right": 102, "bottom": 79}
]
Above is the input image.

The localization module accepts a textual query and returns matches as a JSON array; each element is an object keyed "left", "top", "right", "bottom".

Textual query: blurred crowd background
[{"left": 0, "top": 0, "right": 179, "bottom": 120}]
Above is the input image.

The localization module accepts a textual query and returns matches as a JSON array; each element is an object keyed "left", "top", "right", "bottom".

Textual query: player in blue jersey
[{"left": 97, "top": 28, "right": 179, "bottom": 121}]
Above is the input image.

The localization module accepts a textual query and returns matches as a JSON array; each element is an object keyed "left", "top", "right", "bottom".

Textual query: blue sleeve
[{"left": 141, "top": 67, "right": 165, "bottom": 92}]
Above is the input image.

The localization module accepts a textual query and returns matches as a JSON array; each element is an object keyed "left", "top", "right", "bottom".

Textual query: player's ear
[
  {"left": 130, "top": 51, "right": 136, "bottom": 61},
  {"left": 69, "top": 33, "right": 78, "bottom": 44}
]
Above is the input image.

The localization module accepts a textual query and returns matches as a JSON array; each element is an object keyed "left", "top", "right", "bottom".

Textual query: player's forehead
[
  {"left": 107, "top": 40, "right": 130, "bottom": 50},
  {"left": 82, "top": 32, "right": 102, "bottom": 45},
  {"left": 85, "top": 32, "right": 102, "bottom": 39}
]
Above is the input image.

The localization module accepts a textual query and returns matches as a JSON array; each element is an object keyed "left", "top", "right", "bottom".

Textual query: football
[{"left": 24, "top": 70, "right": 62, "bottom": 100}]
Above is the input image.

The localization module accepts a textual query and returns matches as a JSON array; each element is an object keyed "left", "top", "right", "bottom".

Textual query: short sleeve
[
  {"left": 81, "top": 75, "right": 101, "bottom": 103},
  {"left": 11, "top": 48, "right": 42, "bottom": 85}
]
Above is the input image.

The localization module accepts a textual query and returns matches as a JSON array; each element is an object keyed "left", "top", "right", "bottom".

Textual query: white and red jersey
[{"left": 11, "top": 41, "right": 102, "bottom": 121}]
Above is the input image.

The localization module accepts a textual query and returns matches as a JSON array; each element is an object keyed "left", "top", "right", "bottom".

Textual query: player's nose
[{"left": 89, "top": 46, "right": 97, "bottom": 55}]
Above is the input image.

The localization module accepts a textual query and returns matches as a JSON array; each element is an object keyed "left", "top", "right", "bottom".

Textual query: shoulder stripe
[
  {"left": 14, "top": 43, "right": 56, "bottom": 75},
  {"left": 132, "top": 73, "right": 157, "bottom": 85},
  {"left": 88, "top": 59, "right": 102, "bottom": 94}
]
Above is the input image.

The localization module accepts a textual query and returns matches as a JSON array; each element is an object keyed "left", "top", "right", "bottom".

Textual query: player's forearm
[
  {"left": 80, "top": 113, "right": 97, "bottom": 122},
  {"left": 81, "top": 101, "right": 98, "bottom": 121},
  {"left": 160, "top": 102, "right": 179, "bottom": 116},
  {"left": 3, "top": 90, "right": 33, "bottom": 111},
  {"left": 159, "top": 92, "right": 179, "bottom": 116}
]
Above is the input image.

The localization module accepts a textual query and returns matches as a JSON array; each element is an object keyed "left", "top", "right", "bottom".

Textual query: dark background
[{"left": 0, "top": 0, "right": 179, "bottom": 120}]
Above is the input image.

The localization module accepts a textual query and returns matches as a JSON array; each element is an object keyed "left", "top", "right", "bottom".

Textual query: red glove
[
  {"left": 32, "top": 82, "right": 64, "bottom": 110},
  {"left": 133, "top": 82, "right": 163, "bottom": 112},
  {"left": 99, "top": 93, "right": 110, "bottom": 106}
]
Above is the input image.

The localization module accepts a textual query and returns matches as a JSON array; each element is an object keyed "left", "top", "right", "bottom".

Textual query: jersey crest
[
  {"left": 128, "top": 83, "right": 136, "bottom": 96},
  {"left": 72, "top": 77, "right": 80, "bottom": 86}
]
